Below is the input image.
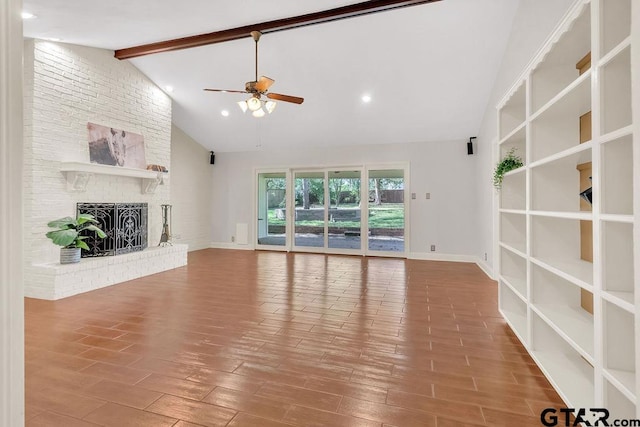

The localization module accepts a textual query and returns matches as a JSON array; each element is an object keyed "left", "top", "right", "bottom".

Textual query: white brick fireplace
[{"left": 23, "top": 39, "right": 187, "bottom": 300}]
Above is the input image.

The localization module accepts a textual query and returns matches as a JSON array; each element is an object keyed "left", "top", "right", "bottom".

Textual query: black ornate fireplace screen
[{"left": 77, "top": 203, "right": 148, "bottom": 257}]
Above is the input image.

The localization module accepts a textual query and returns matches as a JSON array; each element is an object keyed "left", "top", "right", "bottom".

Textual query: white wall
[
  {"left": 211, "top": 140, "right": 479, "bottom": 259},
  {"left": 475, "top": 0, "right": 577, "bottom": 276},
  {"left": 23, "top": 39, "right": 172, "bottom": 295},
  {"left": 1, "top": 0, "right": 24, "bottom": 425},
  {"left": 170, "top": 124, "right": 213, "bottom": 251}
]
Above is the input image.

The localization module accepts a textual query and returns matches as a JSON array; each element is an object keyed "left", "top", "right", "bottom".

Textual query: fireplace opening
[{"left": 77, "top": 203, "right": 148, "bottom": 257}]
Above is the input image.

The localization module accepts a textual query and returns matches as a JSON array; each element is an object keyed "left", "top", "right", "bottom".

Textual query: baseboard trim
[
  {"left": 209, "top": 242, "right": 254, "bottom": 250},
  {"left": 408, "top": 252, "right": 477, "bottom": 263},
  {"left": 475, "top": 258, "right": 496, "bottom": 280}
]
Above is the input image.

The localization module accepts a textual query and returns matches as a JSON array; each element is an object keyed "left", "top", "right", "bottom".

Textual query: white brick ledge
[{"left": 26, "top": 244, "right": 188, "bottom": 300}]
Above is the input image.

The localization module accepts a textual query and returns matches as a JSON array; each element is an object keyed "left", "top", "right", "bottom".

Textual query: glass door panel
[
  {"left": 256, "top": 172, "right": 287, "bottom": 247},
  {"left": 328, "top": 170, "right": 361, "bottom": 250},
  {"left": 294, "top": 171, "right": 325, "bottom": 248},
  {"left": 368, "top": 169, "right": 405, "bottom": 252}
]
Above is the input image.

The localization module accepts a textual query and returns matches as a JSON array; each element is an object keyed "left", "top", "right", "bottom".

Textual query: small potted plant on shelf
[
  {"left": 493, "top": 147, "right": 524, "bottom": 189},
  {"left": 46, "top": 213, "right": 106, "bottom": 264}
]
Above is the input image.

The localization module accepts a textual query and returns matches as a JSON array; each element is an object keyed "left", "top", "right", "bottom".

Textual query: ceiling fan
[{"left": 204, "top": 31, "right": 304, "bottom": 117}]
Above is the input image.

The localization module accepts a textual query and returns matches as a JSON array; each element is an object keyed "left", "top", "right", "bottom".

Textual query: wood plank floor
[{"left": 25, "top": 249, "right": 562, "bottom": 426}]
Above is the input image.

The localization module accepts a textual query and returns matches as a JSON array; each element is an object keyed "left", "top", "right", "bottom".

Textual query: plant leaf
[
  {"left": 47, "top": 217, "right": 76, "bottom": 229},
  {"left": 76, "top": 240, "right": 90, "bottom": 251},
  {"left": 83, "top": 224, "right": 107, "bottom": 239},
  {"left": 46, "top": 229, "right": 78, "bottom": 247},
  {"left": 76, "top": 214, "right": 98, "bottom": 225}
]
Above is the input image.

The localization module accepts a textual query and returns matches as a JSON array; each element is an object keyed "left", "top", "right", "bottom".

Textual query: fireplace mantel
[{"left": 60, "top": 161, "right": 167, "bottom": 194}]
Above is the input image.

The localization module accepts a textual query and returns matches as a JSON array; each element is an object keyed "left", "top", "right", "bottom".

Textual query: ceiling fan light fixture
[
  {"left": 252, "top": 108, "right": 266, "bottom": 118},
  {"left": 247, "top": 96, "right": 262, "bottom": 111},
  {"left": 237, "top": 100, "right": 248, "bottom": 113},
  {"left": 265, "top": 100, "right": 277, "bottom": 114}
]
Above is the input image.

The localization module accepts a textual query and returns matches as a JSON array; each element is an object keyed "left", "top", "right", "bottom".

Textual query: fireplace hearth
[{"left": 77, "top": 203, "right": 148, "bottom": 257}]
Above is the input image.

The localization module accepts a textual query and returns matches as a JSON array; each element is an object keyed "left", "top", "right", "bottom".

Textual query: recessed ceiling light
[
  {"left": 221, "top": 110, "right": 229, "bottom": 117},
  {"left": 21, "top": 11, "right": 36, "bottom": 19},
  {"left": 165, "top": 85, "right": 174, "bottom": 93},
  {"left": 361, "top": 94, "right": 372, "bottom": 103}
]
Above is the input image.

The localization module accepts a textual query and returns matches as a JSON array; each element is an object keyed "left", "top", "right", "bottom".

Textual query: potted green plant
[
  {"left": 493, "top": 147, "right": 524, "bottom": 189},
  {"left": 46, "top": 213, "right": 106, "bottom": 264}
]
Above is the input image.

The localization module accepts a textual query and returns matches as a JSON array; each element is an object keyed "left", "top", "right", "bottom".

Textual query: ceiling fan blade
[
  {"left": 255, "top": 76, "right": 275, "bottom": 92},
  {"left": 203, "top": 88, "right": 247, "bottom": 94},
  {"left": 267, "top": 92, "right": 304, "bottom": 104}
]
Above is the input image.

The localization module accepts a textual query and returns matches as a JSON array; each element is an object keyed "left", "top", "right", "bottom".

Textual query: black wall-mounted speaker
[
  {"left": 467, "top": 137, "right": 476, "bottom": 155},
  {"left": 210, "top": 151, "right": 215, "bottom": 165}
]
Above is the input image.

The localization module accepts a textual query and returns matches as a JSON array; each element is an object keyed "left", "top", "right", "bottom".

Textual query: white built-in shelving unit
[{"left": 496, "top": 0, "right": 638, "bottom": 419}]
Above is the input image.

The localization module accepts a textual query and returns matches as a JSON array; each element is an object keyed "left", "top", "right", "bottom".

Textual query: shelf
[
  {"left": 602, "top": 221, "right": 634, "bottom": 299},
  {"left": 500, "top": 285, "right": 528, "bottom": 344},
  {"left": 605, "top": 370, "right": 636, "bottom": 403},
  {"left": 499, "top": 208, "right": 525, "bottom": 215},
  {"left": 601, "top": 0, "right": 631, "bottom": 57},
  {"left": 605, "top": 380, "right": 637, "bottom": 420},
  {"left": 500, "top": 170, "right": 526, "bottom": 210},
  {"left": 499, "top": 82, "right": 526, "bottom": 139},
  {"left": 531, "top": 216, "right": 593, "bottom": 286},
  {"left": 500, "top": 212, "right": 526, "bottom": 254},
  {"left": 499, "top": 121, "right": 526, "bottom": 146},
  {"left": 500, "top": 246, "right": 527, "bottom": 298},
  {"left": 531, "top": 262, "right": 593, "bottom": 357},
  {"left": 602, "top": 291, "right": 635, "bottom": 313},
  {"left": 532, "top": 304, "right": 593, "bottom": 359},
  {"left": 601, "top": 125, "right": 633, "bottom": 145},
  {"left": 602, "top": 134, "right": 633, "bottom": 215},
  {"left": 528, "top": 139, "right": 591, "bottom": 170},
  {"left": 499, "top": 125, "right": 527, "bottom": 166},
  {"left": 530, "top": 4, "right": 590, "bottom": 112},
  {"left": 601, "top": 46, "right": 632, "bottom": 134},
  {"left": 501, "top": 275, "right": 526, "bottom": 302},
  {"left": 532, "top": 312, "right": 595, "bottom": 409},
  {"left": 531, "top": 148, "right": 592, "bottom": 213},
  {"left": 59, "top": 161, "right": 166, "bottom": 194},
  {"left": 529, "top": 210, "right": 592, "bottom": 220},
  {"left": 600, "top": 214, "right": 634, "bottom": 224},
  {"left": 531, "top": 257, "right": 593, "bottom": 289},
  {"left": 604, "top": 302, "right": 636, "bottom": 393},
  {"left": 530, "top": 75, "right": 591, "bottom": 162},
  {"left": 499, "top": 242, "right": 527, "bottom": 259}
]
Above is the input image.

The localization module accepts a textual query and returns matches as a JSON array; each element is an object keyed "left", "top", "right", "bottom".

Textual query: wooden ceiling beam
[{"left": 114, "top": 0, "right": 441, "bottom": 60}]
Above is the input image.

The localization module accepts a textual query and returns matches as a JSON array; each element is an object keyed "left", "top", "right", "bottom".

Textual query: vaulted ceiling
[{"left": 22, "top": 0, "right": 519, "bottom": 152}]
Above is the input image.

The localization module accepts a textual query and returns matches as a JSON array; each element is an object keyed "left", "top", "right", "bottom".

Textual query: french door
[
  {"left": 255, "top": 165, "right": 407, "bottom": 256},
  {"left": 291, "top": 169, "right": 363, "bottom": 254}
]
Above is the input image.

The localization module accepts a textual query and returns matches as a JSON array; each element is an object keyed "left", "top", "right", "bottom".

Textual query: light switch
[
  {"left": 411, "top": 193, "right": 416, "bottom": 200},
  {"left": 425, "top": 193, "right": 431, "bottom": 199}
]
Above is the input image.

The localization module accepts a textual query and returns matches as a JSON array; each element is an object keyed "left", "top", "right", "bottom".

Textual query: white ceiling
[{"left": 22, "top": 0, "right": 519, "bottom": 152}]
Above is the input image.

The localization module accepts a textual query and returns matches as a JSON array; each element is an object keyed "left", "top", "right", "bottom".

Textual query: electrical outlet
[
  {"left": 425, "top": 193, "right": 431, "bottom": 199},
  {"left": 231, "top": 236, "right": 235, "bottom": 243},
  {"left": 484, "top": 252, "right": 487, "bottom": 261},
  {"left": 430, "top": 245, "right": 436, "bottom": 251}
]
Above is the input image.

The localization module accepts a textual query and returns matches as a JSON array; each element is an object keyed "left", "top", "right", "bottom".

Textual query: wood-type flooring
[{"left": 25, "top": 249, "right": 562, "bottom": 426}]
